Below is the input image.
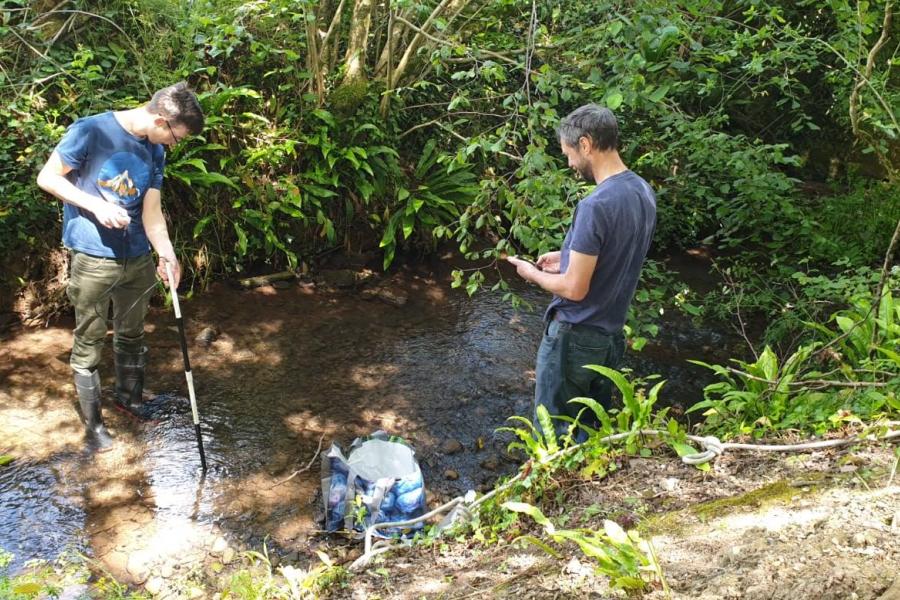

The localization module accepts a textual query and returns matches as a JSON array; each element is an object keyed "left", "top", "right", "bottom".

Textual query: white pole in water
[{"left": 165, "top": 262, "right": 208, "bottom": 472}]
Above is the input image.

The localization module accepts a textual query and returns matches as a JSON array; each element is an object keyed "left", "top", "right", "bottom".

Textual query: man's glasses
[{"left": 164, "top": 120, "right": 182, "bottom": 145}]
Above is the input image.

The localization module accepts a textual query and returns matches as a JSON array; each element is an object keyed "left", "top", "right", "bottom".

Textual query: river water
[{"left": 0, "top": 260, "right": 736, "bottom": 577}]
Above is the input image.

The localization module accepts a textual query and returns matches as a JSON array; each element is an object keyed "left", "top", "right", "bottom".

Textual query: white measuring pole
[{"left": 166, "top": 262, "right": 207, "bottom": 472}]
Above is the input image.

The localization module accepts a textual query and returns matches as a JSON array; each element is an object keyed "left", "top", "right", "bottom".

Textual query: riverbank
[{"left": 3, "top": 260, "right": 896, "bottom": 598}]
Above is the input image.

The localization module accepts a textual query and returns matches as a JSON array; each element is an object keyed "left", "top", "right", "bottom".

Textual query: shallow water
[{"left": 0, "top": 262, "right": 736, "bottom": 575}]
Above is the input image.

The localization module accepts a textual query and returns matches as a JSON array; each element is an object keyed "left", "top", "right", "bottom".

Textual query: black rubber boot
[
  {"left": 74, "top": 371, "right": 114, "bottom": 452},
  {"left": 114, "top": 347, "right": 154, "bottom": 421},
  {"left": 114, "top": 348, "right": 170, "bottom": 421}
]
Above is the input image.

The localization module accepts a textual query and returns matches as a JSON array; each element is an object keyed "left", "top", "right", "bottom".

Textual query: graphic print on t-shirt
[{"left": 96, "top": 151, "right": 150, "bottom": 208}]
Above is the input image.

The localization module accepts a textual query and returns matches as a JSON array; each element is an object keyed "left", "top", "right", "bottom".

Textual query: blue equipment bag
[{"left": 322, "top": 431, "right": 426, "bottom": 537}]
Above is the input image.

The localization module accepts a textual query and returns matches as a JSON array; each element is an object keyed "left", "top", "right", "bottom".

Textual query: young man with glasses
[{"left": 37, "top": 81, "right": 205, "bottom": 451}]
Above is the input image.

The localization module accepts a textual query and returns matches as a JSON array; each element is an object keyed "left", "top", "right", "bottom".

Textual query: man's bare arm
[
  {"left": 507, "top": 250, "right": 597, "bottom": 301},
  {"left": 142, "top": 188, "right": 181, "bottom": 288},
  {"left": 36, "top": 151, "right": 130, "bottom": 229}
]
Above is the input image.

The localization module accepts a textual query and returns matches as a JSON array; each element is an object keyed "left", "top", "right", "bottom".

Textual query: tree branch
[
  {"left": 849, "top": 1, "right": 893, "bottom": 139},
  {"left": 392, "top": 14, "right": 517, "bottom": 66}
]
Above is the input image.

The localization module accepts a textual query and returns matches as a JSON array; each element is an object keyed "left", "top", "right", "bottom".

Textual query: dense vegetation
[
  {"left": 2, "top": 0, "right": 897, "bottom": 316},
  {"left": 1, "top": 0, "right": 898, "bottom": 595}
]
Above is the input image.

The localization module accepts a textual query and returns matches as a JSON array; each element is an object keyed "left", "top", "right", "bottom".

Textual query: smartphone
[{"left": 504, "top": 254, "right": 541, "bottom": 270}]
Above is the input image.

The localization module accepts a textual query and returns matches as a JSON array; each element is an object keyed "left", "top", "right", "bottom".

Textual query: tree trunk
[{"left": 341, "top": 0, "right": 376, "bottom": 86}]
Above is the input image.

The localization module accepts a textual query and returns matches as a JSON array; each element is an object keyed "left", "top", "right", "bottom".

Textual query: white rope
[{"left": 348, "top": 426, "right": 900, "bottom": 571}]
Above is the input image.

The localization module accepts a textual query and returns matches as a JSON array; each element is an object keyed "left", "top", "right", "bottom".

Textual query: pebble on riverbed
[
  {"left": 195, "top": 325, "right": 220, "bottom": 347},
  {"left": 441, "top": 439, "right": 464, "bottom": 455},
  {"left": 361, "top": 285, "right": 409, "bottom": 307}
]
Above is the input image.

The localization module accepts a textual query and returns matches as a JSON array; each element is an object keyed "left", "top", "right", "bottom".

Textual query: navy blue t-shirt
[
  {"left": 55, "top": 112, "right": 165, "bottom": 258},
  {"left": 545, "top": 170, "right": 656, "bottom": 334}
]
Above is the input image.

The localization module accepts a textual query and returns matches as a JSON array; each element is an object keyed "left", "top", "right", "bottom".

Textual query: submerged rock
[
  {"left": 441, "top": 439, "right": 464, "bottom": 455},
  {"left": 479, "top": 455, "right": 500, "bottom": 471},
  {"left": 195, "top": 326, "right": 220, "bottom": 347},
  {"left": 362, "top": 285, "right": 408, "bottom": 307},
  {"left": 144, "top": 576, "right": 164, "bottom": 596}
]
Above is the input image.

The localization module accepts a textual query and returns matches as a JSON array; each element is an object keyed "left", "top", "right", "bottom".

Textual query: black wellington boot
[
  {"left": 114, "top": 348, "right": 167, "bottom": 421},
  {"left": 74, "top": 371, "right": 115, "bottom": 452}
]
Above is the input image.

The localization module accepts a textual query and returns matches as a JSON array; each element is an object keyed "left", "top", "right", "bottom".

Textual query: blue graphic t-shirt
[
  {"left": 545, "top": 170, "right": 657, "bottom": 334},
  {"left": 55, "top": 112, "right": 165, "bottom": 258}
]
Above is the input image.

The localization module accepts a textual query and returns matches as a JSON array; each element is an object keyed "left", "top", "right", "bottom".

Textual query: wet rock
[
  {"left": 145, "top": 576, "right": 164, "bottom": 596},
  {"left": 126, "top": 551, "right": 152, "bottom": 583},
  {"left": 298, "top": 281, "right": 316, "bottom": 295},
  {"left": 878, "top": 577, "right": 900, "bottom": 600},
  {"left": 211, "top": 536, "right": 228, "bottom": 555},
  {"left": 356, "top": 268, "right": 378, "bottom": 284},
  {"left": 222, "top": 547, "right": 236, "bottom": 565},
  {"left": 159, "top": 563, "right": 174, "bottom": 579},
  {"left": 320, "top": 269, "right": 358, "bottom": 288},
  {"left": 195, "top": 326, "right": 220, "bottom": 347},
  {"left": 362, "top": 285, "right": 408, "bottom": 307},
  {"left": 57, "top": 584, "right": 91, "bottom": 600},
  {"left": 441, "top": 439, "right": 464, "bottom": 455},
  {"left": 444, "top": 469, "right": 459, "bottom": 480},
  {"left": 479, "top": 455, "right": 500, "bottom": 471},
  {"left": 104, "top": 551, "right": 129, "bottom": 579}
]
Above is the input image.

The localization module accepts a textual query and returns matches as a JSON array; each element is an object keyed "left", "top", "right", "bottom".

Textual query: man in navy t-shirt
[
  {"left": 507, "top": 104, "right": 656, "bottom": 440},
  {"left": 37, "top": 82, "right": 204, "bottom": 451}
]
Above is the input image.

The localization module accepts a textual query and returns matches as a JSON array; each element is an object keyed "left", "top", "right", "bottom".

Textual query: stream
[{"left": 0, "top": 257, "right": 739, "bottom": 580}]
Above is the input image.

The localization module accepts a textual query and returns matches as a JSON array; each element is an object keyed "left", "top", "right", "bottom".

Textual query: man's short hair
[
  {"left": 557, "top": 104, "right": 618, "bottom": 151},
  {"left": 148, "top": 81, "right": 204, "bottom": 135}
]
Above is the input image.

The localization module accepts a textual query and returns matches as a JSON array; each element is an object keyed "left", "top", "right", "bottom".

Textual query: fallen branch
[
  {"left": 724, "top": 366, "right": 894, "bottom": 389},
  {"left": 272, "top": 433, "right": 325, "bottom": 487},
  {"left": 236, "top": 270, "right": 296, "bottom": 289}
]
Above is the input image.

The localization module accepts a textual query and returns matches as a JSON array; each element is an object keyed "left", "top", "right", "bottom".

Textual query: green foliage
[
  {"left": 569, "top": 368, "right": 667, "bottom": 455},
  {"left": 220, "top": 547, "right": 346, "bottom": 600},
  {"left": 504, "top": 502, "right": 663, "bottom": 592},
  {"left": 381, "top": 139, "right": 478, "bottom": 269},
  {"left": 0, "top": 548, "right": 146, "bottom": 600},
  {"left": 689, "top": 289, "right": 900, "bottom": 437},
  {"left": 689, "top": 345, "right": 819, "bottom": 437},
  {"left": 2, "top": 0, "right": 898, "bottom": 310}
]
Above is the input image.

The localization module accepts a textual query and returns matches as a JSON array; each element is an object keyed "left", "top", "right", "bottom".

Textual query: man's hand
[
  {"left": 93, "top": 202, "right": 131, "bottom": 229},
  {"left": 158, "top": 256, "right": 181, "bottom": 290},
  {"left": 506, "top": 256, "right": 541, "bottom": 283},
  {"left": 537, "top": 251, "right": 561, "bottom": 274}
]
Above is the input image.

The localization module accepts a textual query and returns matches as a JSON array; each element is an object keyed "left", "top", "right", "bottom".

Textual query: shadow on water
[{"left": 0, "top": 258, "right": 739, "bottom": 577}]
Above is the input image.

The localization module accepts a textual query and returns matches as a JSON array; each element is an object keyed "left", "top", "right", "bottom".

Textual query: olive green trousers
[{"left": 67, "top": 251, "right": 156, "bottom": 373}]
